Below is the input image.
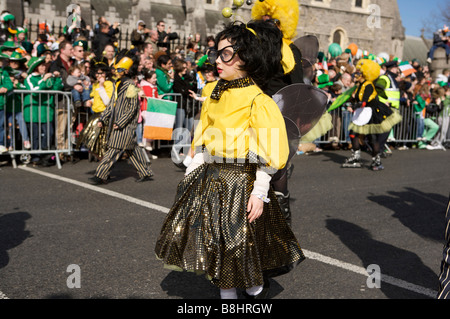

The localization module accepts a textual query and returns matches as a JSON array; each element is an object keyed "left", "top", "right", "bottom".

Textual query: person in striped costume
[
  {"left": 438, "top": 194, "right": 450, "bottom": 299},
  {"left": 88, "top": 50, "right": 153, "bottom": 185}
]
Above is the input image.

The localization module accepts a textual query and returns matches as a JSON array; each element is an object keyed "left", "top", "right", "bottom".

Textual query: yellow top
[
  {"left": 90, "top": 81, "right": 114, "bottom": 113},
  {"left": 201, "top": 80, "right": 218, "bottom": 98},
  {"left": 192, "top": 83, "right": 289, "bottom": 171},
  {"left": 281, "top": 38, "right": 296, "bottom": 74}
]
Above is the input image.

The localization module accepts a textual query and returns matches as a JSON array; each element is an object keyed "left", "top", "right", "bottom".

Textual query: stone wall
[{"left": 7, "top": 0, "right": 404, "bottom": 58}]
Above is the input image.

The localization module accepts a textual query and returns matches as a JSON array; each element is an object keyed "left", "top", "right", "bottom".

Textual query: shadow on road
[
  {"left": 0, "top": 211, "right": 32, "bottom": 269},
  {"left": 326, "top": 218, "right": 438, "bottom": 299},
  {"left": 160, "top": 271, "right": 284, "bottom": 299},
  {"left": 367, "top": 187, "right": 447, "bottom": 242}
]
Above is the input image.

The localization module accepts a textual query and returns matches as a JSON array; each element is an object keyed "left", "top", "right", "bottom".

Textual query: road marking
[
  {"left": 18, "top": 166, "right": 170, "bottom": 214},
  {"left": 0, "top": 291, "right": 8, "bottom": 299},
  {"left": 17, "top": 166, "right": 439, "bottom": 298},
  {"left": 303, "top": 250, "right": 438, "bottom": 298}
]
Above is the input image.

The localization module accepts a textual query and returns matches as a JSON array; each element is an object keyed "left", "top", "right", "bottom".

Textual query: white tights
[{"left": 220, "top": 285, "right": 263, "bottom": 299}]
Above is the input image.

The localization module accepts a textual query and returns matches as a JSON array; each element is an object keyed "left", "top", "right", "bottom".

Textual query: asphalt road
[{"left": 1, "top": 148, "right": 449, "bottom": 301}]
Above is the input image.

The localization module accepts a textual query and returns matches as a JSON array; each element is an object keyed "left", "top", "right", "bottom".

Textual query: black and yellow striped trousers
[
  {"left": 94, "top": 146, "right": 153, "bottom": 180},
  {"left": 438, "top": 194, "right": 450, "bottom": 299}
]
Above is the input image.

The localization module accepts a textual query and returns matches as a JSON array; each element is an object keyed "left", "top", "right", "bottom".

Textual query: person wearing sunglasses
[
  {"left": 88, "top": 50, "right": 154, "bottom": 185},
  {"left": 156, "top": 21, "right": 304, "bottom": 300}
]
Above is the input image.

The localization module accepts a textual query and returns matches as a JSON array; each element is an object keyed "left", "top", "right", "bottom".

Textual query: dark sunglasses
[{"left": 208, "top": 44, "right": 240, "bottom": 64}]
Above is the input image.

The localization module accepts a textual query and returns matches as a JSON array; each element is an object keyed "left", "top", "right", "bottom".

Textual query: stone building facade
[{"left": 1, "top": 0, "right": 405, "bottom": 59}]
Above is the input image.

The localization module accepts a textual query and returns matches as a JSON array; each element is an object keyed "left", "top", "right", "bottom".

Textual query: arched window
[
  {"left": 332, "top": 29, "right": 345, "bottom": 48},
  {"left": 333, "top": 30, "right": 342, "bottom": 46}
]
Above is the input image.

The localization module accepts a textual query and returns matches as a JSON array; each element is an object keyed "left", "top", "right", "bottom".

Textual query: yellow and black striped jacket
[{"left": 100, "top": 78, "right": 140, "bottom": 150}]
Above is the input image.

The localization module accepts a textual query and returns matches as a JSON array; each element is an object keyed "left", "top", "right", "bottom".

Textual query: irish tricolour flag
[
  {"left": 143, "top": 97, "right": 178, "bottom": 140},
  {"left": 399, "top": 61, "right": 416, "bottom": 77}
]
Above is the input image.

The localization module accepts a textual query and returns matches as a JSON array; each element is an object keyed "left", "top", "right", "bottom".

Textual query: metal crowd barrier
[
  {"left": 2, "top": 90, "right": 73, "bottom": 169},
  {"left": 316, "top": 103, "right": 450, "bottom": 145}
]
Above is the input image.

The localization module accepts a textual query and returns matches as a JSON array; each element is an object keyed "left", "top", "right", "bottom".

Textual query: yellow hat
[
  {"left": 114, "top": 56, "right": 133, "bottom": 71},
  {"left": 251, "top": 0, "right": 299, "bottom": 40},
  {"left": 356, "top": 59, "right": 380, "bottom": 83}
]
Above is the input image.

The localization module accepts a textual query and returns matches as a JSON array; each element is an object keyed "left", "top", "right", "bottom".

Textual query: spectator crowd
[{"left": 0, "top": 6, "right": 449, "bottom": 167}]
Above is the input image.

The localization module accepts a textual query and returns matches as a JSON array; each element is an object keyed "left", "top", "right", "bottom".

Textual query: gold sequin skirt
[
  {"left": 155, "top": 162, "right": 305, "bottom": 289},
  {"left": 77, "top": 113, "right": 108, "bottom": 159}
]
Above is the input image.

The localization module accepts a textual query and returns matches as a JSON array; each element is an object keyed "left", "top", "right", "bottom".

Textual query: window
[
  {"left": 333, "top": 31, "right": 342, "bottom": 45},
  {"left": 355, "top": 0, "right": 363, "bottom": 7}
]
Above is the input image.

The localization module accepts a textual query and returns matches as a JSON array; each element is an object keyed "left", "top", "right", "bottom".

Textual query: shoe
[
  {"left": 23, "top": 140, "right": 31, "bottom": 149},
  {"left": 74, "top": 100, "right": 82, "bottom": 108},
  {"left": 398, "top": 145, "right": 409, "bottom": 150},
  {"left": 88, "top": 176, "right": 107, "bottom": 185},
  {"left": 242, "top": 278, "right": 270, "bottom": 299},
  {"left": 427, "top": 57, "right": 432, "bottom": 64},
  {"left": 370, "top": 155, "right": 384, "bottom": 171},
  {"left": 342, "top": 150, "right": 362, "bottom": 168},
  {"left": 145, "top": 145, "right": 153, "bottom": 151},
  {"left": 0, "top": 145, "right": 8, "bottom": 153},
  {"left": 138, "top": 142, "right": 145, "bottom": 147},
  {"left": 135, "top": 173, "right": 154, "bottom": 183}
]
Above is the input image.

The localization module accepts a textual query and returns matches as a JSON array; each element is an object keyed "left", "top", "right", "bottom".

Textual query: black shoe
[
  {"left": 135, "top": 173, "right": 153, "bottom": 183},
  {"left": 88, "top": 176, "right": 107, "bottom": 185}
]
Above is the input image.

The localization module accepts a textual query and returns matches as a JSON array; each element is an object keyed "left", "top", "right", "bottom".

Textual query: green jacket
[
  {"left": 23, "top": 73, "right": 63, "bottom": 123},
  {"left": 413, "top": 95, "right": 427, "bottom": 116},
  {"left": 441, "top": 96, "right": 450, "bottom": 117},
  {"left": 0, "top": 68, "right": 14, "bottom": 111},
  {"left": 155, "top": 67, "right": 174, "bottom": 100}
]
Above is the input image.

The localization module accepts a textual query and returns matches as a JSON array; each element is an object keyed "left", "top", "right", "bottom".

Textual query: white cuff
[
  {"left": 184, "top": 152, "right": 205, "bottom": 175},
  {"left": 251, "top": 168, "right": 272, "bottom": 200}
]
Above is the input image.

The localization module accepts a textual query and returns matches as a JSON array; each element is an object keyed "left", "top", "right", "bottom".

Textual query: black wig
[{"left": 214, "top": 20, "right": 283, "bottom": 90}]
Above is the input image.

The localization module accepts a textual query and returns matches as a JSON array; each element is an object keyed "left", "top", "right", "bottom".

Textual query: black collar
[{"left": 210, "top": 77, "right": 254, "bottom": 100}]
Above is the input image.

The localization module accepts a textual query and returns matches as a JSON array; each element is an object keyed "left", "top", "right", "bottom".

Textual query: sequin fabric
[
  {"left": 77, "top": 113, "right": 108, "bottom": 159},
  {"left": 210, "top": 77, "right": 254, "bottom": 100},
  {"left": 155, "top": 161, "right": 305, "bottom": 289}
]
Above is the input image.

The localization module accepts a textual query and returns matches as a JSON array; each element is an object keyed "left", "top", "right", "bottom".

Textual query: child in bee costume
[
  {"left": 251, "top": 0, "right": 331, "bottom": 225},
  {"left": 88, "top": 50, "right": 153, "bottom": 184},
  {"left": 155, "top": 21, "right": 305, "bottom": 299},
  {"left": 343, "top": 59, "right": 402, "bottom": 170}
]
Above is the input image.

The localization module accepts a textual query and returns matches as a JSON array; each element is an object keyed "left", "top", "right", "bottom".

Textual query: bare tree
[{"left": 421, "top": 2, "right": 450, "bottom": 38}]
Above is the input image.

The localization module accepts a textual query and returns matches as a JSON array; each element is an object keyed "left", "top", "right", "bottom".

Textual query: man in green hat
[
  {"left": 0, "top": 40, "right": 18, "bottom": 57},
  {"left": 0, "top": 53, "right": 14, "bottom": 153},
  {"left": 23, "top": 56, "right": 63, "bottom": 162},
  {"left": 72, "top": 39, "right": 87, "bottom": 66},
  {"left": 9, "top": 51, "right": 27, "bottom": 81},
  {"left": 317, "top": 73, "right": 334, "bottom": 89},
  {"left": 2, "top": 51, "right": 31, "bottom": 150},
  {"left": 36, "top": 43, "right": 52, "bottom": 58}
]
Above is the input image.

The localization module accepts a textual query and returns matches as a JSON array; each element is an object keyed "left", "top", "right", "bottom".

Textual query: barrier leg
[
  {"left": 10, "top": 153, "right": 17, "bottom": 169},
  {"left": 55, "top": 152, "right": 62, "bottom": 169}
]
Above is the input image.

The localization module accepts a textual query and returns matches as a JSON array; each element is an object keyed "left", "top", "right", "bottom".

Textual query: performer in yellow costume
[
  {"left": 77, "top": 61, "right": 114, "bottom": 160},
  {"left": 343, "top": 59, "right": 402, "bottom": 170},
  {"left": 155, "top": 21, "right": 304, "bottom": 299}
]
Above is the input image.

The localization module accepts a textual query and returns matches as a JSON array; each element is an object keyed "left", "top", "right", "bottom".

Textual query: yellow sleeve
[
  {"left": 192, "top": 98, "right": 210, "bottom": 152},
  {"left": 104, "top": 81, "right": 114, "bottom": 99},
  {"left": 249, "top": 94, "right": 289, "bottom": 172}
]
